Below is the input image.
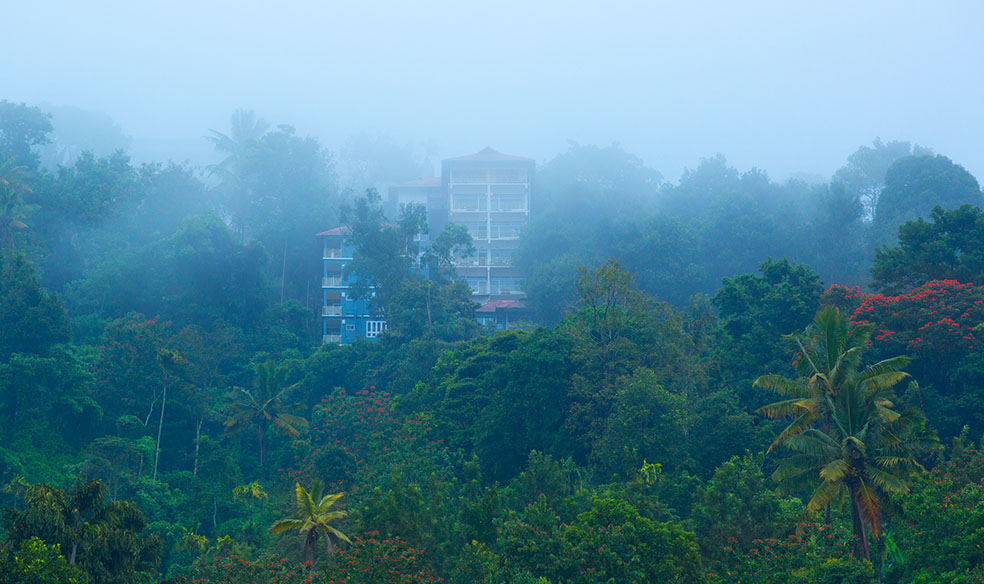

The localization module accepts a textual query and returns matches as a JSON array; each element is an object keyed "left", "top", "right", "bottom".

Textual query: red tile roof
[{"left": 476, "top": 299, "right": 526, "bottom": 312}]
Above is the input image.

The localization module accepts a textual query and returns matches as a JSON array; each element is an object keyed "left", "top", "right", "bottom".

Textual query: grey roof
[{"left": 444, "top": 146, "right": 533, "bottom": 162}]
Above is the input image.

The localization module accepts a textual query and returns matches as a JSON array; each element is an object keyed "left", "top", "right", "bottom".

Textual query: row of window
[
  {"left": 454, "top": 248, "right": 513, "bottom": 267},
  {"left": 457, "top": 221, "right": 523, "bottom": 240},
  {"left": 324, "top": 320, "right": 388, "bottom": 340},
  {"left": 452, "top": 194, "right": 527, "bottom": 212},
  {"left": 450, "top": 169, "right": 528, "bottom": 184},
  {"left": 465, "top": 277, "right": 525, "bottom": 295}
]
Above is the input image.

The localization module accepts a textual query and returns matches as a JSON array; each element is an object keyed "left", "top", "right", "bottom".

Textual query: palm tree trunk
[
  {"left": 280, "top": 231, "right": 288, "bottom": 305},
  {"left": 848, "top": 484, "right": 872, "bottom": 562},
  {"left": 193, "top": 415, "right": 203, "bottom": 477},
  {"left": 153, "top": 378, "right": 167, "bottom": 482},
  {"left": 258, "top": 424, "right": 267, "bottom": 479},
  {"left": 303, "top": 529, "right": 316, "bottom": 564}
]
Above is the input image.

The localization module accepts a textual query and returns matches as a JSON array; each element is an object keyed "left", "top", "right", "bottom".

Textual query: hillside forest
[{"left": 3, "top": 101, "right": 984, "bottom": 583}]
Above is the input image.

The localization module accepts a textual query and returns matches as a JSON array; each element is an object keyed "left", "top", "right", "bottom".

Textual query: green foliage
[
  {"left": 832, "top": 138, "right": 931, "bottom": 220},
  {"left": 0, "top": 100, "right": 53, "bottom": 171},
  {"left": 894, "top": 433, "right": 984, "bottom": 581},
  {"left": 495, "top": 496, "right": 703, "bottom": 584},
  {"left": 872, "top": 205, "right": 984, "bottom": 294},
  {"left": 756, "top": 306, "right": 938, "bottom": 560},
  {"left": 713, "top": 258, "right": 823, "bottom": 385},
  {"left": 824, "top": 280, "right": 984, "bottom": 438},
  {"left": 0, "top": 254, "right": 69, "bottom": 360},
  {"left": 591, "top": 368, "right": 690, "bottom": 477},
  {"left": 0, "top": 537, "right": 89, "bottom": 584},
  {"left": 1, "top": 480, "right": 161, "bottom": 584},
  {"left": 269, "top": 480, "right": 350, "bottom": 564},
  {"left": 341, "top": 187, "right": 426, "bottom": 315},
  {"left": 872, "top": 154, "right": 982, "bottom": 248},
  {"left": 693, "top": 454, "right": 797, "bottom": 567},
  {"left": 225, "top": 359, "right": 308, "bottom": 477},
  {"left": 405, "top": 328, "right": 574, "bottom": 482}
]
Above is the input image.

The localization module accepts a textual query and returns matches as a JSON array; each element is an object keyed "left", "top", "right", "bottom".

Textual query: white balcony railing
[
  {"left": 322, "top": 276, "right": 343, "bottom": 287},
  {"left": 322, "top": 305, "right": 342, "bottom": 317},
  {"left": 323, "top": 248, "right": 345, "bottom": 259},
  {"left": 322, "top": 334, "right": 342, "bottom": 344}
]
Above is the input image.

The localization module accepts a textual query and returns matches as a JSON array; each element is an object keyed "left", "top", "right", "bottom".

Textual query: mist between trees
[{"left": 2, "top": 102, "right": 984, "bottom": 583}]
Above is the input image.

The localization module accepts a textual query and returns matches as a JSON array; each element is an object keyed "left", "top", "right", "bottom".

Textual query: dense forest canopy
[{"left": 3, "top": 100, "right": 984, "bottom": 583}]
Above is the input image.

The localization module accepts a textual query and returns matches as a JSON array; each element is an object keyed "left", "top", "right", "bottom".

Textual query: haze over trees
[{"left": 3, "top": 99, "right": 984, "bottom": 584}]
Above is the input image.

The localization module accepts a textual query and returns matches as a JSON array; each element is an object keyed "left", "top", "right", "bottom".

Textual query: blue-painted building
[{"left": 318, "top": 227, "right": 387, "bottom": 344}]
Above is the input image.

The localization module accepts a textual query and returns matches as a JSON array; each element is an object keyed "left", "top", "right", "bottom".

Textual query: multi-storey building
[
  {"left": 443, "top": 147, "right": 534, "bottom": 303},
  {"left": 322, "top": 147, "right": 533, "bottom": 344},
  {"left": 387, "top": 177, "right": 447, "bottom": 240},
  {"left": 318, "top": 227, "right": 387, "bottom": 344}
]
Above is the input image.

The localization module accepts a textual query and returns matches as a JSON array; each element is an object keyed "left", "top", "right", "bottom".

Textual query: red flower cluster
[{"left": 824, "top": 280, "right": 984, "bottom": 355}]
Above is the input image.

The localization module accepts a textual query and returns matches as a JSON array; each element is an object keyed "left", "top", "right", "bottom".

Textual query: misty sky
[{"left": 4, "top": 0, "right": 983, "bottom": 182}]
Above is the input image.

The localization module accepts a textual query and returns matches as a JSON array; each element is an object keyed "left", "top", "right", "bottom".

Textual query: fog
[{"left": 3, "top": 0, "right": 982, "bottom": 180}]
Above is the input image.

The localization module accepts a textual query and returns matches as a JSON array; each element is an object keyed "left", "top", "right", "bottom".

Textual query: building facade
[
  {"left": 318, "top": 227, "right": 388, "bottom": 344},
  {"left": 442, "top": 147, "right": 534, "bottom": 303},
  {"left": 321, "top": 147, "right": 532, "bottom": 344}
]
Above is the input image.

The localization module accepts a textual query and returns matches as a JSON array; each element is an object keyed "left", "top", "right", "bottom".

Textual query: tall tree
[
  {"left": 871, "top": 154, "right": 982, "bottom": 248},
  {"left": 832, "top": 138, "right": 932, "bottom": 220},
  {"left": 270, "top": 481, "right": 350, "bottom": 563},
  {"left": 1, "top": 480, "right": 161, "bottom": 584},
  {"left": 0, "top": 101, "right": 53, "bottom": 171},
  {"left": 871, "top": 204, "right": 984, "bottom": 293},
  {"left": 0, "top": 254, "right": 69, "bottom": 361},
  {"left": 755, "top": 307, "right": 938, "bottom": 561},
  {"left": 206, "top": 108, "right": 269, "bottom": 240},
  {"left": 224, "top": 359, "right": 308, "bottom": 477},
  {"left": 341, "top": 188, "right": 426, "bottom": 316},
  {"left": 0, "top": 159, "right": 33, "bottom": 254}
]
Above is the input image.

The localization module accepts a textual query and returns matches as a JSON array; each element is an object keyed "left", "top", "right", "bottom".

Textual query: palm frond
[
  {"left": 820, "top": 459, "right": 851, "bottom": 483},
  {"left": 807, "top": 478, "right": 844, "bottom": 513},
  {"left": 864, "top": 466, "right": 909, "bottom": 495},
  {"left": 767, "top": 412, "right": 820, "bottom": 453},
  {"left": 296, "top": 483, "right": 316, "bottom": 519},
  {"left": 270, "top": 518, "right": 305, "bottom": 534},
  {"left": 754, "top": 374, "right": 811, "bottom": 398},
  {"left": 324, "top": 525, "right": 352, "bottom": 545},
  {"left": 316, "top": 491, "right": 343, "bottom": 512}
]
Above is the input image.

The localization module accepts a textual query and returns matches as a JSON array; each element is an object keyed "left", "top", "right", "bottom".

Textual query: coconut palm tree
[
  {"left": 224, "top": 359, "right": 308, "bottom": 477},
  {"left": 270, "top": 481, "right": 350, "bottom": 563},
  {"left": 755, "top": 306, "right": 938, "bottom": 561},
  {"left": 206, "top": 109, "right": 269, "bottom": 240}
]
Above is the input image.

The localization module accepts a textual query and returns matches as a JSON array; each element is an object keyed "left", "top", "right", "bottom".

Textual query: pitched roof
[
  {"left": 476, "top": 299, "right": 526, "bottom": 312},
  {"left": 316, "top": 226, "right": 350, "bottom": 236},
  {"left": 444, "top": 146, "right": 533, "bottom": 162}
]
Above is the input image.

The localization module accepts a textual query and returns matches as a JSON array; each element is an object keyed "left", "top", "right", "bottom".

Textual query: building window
[
  {"left": 458, "top": 221, "right": 487, "bottom": 240},
  {"left": 452, "top": 170, "right": 488, "bottom": 184},
  {"left": 491, "top": 194, "right": 525, "bottom": 212},
  {"left": 366, "top": 320, "right": 387, "bottom": 338},
  {"left": 452, "top": 194, "right": 487, "bottom": 212},
  {"left": 490, "top": 249, "right": 512, "bottom": 266},
  {"left": 490, "top": 278, "right": 524, "bottom": 295},
  {"left": 491, "top": 169, "right": 526, "bottom": 184},
  {"left": 489, "top": 221, "right": 522, "bottom": 239},
  {"left": 466, "top": 277, "right": 488, "bottom": 295},
  {"left": 346, "top": 324, "right": 356, "bottom": 331}
]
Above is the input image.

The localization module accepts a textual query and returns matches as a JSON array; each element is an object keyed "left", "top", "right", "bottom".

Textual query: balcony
[
  {"left": 322, "top": 305, "right": 342, "bottom": 317},
  {"left": 323, "top": 248, "right": 346, "bottom": 259},
  {"left": 322, "top": 334, "right": 342, "bottom": 344},
  {"left": 322, "top": 276, "right": 344, "bottom": 288}
]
